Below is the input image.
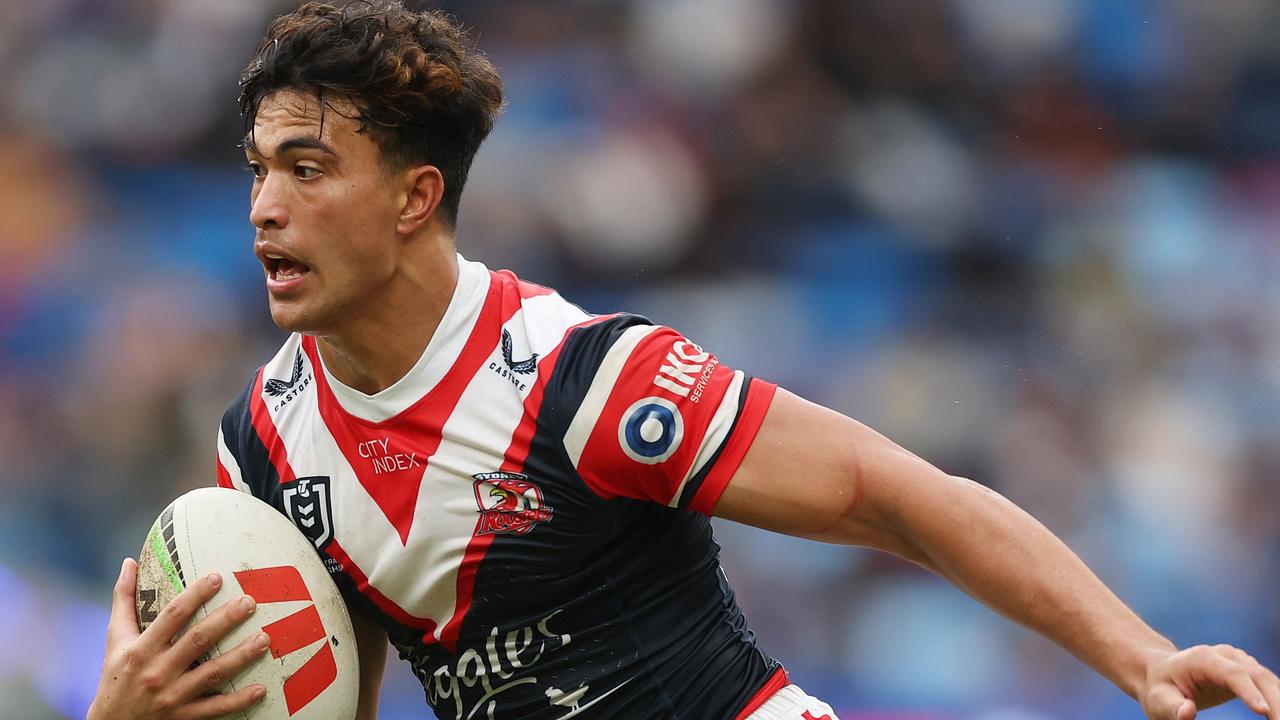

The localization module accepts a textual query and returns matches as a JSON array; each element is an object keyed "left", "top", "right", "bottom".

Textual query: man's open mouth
[{"left": 265, "top": 253, "right": 311, "bottom": 281}]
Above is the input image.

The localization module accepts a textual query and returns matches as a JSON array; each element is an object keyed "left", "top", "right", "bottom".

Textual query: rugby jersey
[{"left": 216, "top": 255, "right": 781, "bottom": 719}]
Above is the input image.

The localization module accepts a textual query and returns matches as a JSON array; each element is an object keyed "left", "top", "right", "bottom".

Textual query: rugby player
[{"left": 88, "top": 2, "right": 1280, "bottom": 719}]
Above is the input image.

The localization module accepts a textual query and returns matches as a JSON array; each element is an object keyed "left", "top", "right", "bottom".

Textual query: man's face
[{"left": 244, "top": 89, "right": 405, "bottom": 334}]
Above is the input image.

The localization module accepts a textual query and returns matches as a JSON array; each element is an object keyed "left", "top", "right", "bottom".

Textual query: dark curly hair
[{"left": 239, "top": 1, "right": 504, "bottom": 227}]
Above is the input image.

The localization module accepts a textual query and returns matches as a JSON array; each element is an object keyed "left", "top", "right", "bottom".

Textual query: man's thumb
[{"left": 1146, "top": 685, "right": 1195, "bottom": 720}]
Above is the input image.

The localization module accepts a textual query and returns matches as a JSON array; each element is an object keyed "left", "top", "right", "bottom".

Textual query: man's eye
[
  {"left": 294, "top": 165, "right": 321, "bottom": 179},
  {"left": 244, "top": 161, "right": 265, "bottom": 179}
]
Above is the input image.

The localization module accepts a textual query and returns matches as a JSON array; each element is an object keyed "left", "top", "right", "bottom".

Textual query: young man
[{"left": 89, "top": 3, "right": 1280, "bottom": 720}]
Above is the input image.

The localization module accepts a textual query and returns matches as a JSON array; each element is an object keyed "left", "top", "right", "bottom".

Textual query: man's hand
[
  {"left": 87, "top": 558, "right": 271, "bottom": 720},
  {"left": 1140, "top": 644, "right": 1280, "bottom": 720}
]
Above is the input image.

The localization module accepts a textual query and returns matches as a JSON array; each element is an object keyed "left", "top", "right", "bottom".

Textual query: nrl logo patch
[
  {"left": 472, "top": 472, "right": 553, "bottom": 536},
  {"left": 282, "top": 476, "right": 334, "bottom": 550}
]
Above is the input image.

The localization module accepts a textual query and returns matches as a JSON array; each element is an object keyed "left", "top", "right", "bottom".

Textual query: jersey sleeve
[
  {"left": 214, "top": 372, "right": 273, "bottom": 501},
  {"left": 549, "top": 315, "right": 776, "bottom": 514}
]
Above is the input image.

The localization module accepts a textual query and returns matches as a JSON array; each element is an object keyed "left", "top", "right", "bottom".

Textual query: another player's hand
[
  {"left": 1140, "top": 644, "right": 1280, "bottom": 720},
  {"left": 87, "top": 558, "right": 270, "bottom": 720}
]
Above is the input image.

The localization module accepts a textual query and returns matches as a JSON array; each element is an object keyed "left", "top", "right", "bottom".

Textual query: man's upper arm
[
  {"left": 549, "top": 317, "right": 776, "bottom": 512},
  {"left": 713, "top": 387, "right": 955, "bottom": 558}
]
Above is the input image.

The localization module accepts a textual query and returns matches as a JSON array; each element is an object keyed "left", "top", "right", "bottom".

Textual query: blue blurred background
[{"left": 1, "top": 1, "right": 1279, "bottom": 718}]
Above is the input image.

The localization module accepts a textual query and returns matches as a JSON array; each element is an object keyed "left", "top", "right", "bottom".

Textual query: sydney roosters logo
[{"left": 472, "top": 472, "right": 553, "bottom": 535}]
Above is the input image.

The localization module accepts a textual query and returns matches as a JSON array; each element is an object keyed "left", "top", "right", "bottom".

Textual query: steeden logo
[
  {"left": 233, "top": 565, "right": 338, "bottom": 716},
  {"left": 472, "top": 472, "right": 553, "bottom": 535}
]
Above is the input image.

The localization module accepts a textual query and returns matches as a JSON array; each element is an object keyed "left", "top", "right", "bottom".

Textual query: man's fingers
[
  {"left": 164, "top": 595, "right": 259, "bottom": 676},
  {"left": 137, "top": 572, "right": 223, "bottom": 654},
  {"left": 1201, "top": 648, "right": 1271, "bottom": 715},
  {"left": 169, "top": 683, "right": 267, "bottom": 720},
  {"left": 105, "top": 558, "right": 141, "bottom": 647},
  {"left": 167, "top": 631, "right": 271, "bottom": 703},
  {"left": 1227, "top": 648, "right": 1280, "bottom": 720}
]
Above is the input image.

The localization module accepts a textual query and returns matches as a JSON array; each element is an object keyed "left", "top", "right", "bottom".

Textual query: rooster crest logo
[
  {"left": 264, "top": 350, "right": 306, "bottom": 397},
  {"left": 472, "top": 472, "right": 553, "bottom": 536},
  {"left": 501, "top": 329, "right": 538, "bottom": 375}
]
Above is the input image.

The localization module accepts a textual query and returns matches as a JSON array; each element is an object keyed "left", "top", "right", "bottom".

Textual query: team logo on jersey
[
  {"left": 618, "top": 397, "right": 684, "bottom": 464},
  {"left": 501, "top": 329, "right": 538, "bottom": 374},
  {"left": 264, "top": 350, "right": 313, "bottom": 411},
  {"left": 472, "top": 472, "right": 553, "bottom": 535},
  {"left": 282, "top": 476, "right": 335, "bottom": 550}
]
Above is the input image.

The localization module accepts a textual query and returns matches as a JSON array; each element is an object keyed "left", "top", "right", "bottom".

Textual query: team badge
[
  {"left": 472, "top": 472, "right": 553, "bottom": 536},
  {"left": 618, "top": 397, "right": 684, "bottom": 464},
  {"left": 282, "top": 476, "right": 335, "bottom": 549}
]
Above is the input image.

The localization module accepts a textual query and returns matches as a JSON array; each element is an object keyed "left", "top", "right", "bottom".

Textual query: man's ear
[{"left": 397, "top": 164, "right": 445, "bottom": 235}]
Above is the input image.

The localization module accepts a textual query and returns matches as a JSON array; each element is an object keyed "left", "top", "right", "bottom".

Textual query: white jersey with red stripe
[{"left": 216, "top": 255, "right": 783, "bottom": 719}]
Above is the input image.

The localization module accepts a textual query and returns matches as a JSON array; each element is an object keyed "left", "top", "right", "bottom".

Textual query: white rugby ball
[{"left": 135, "top": 487, "right": 358, "bottom": 720}]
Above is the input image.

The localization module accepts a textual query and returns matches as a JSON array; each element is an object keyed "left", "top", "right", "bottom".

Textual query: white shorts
[{"left": 743, "top": 684, "right": 839, "bottom": 720}]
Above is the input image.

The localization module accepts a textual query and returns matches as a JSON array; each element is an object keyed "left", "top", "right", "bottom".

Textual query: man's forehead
[{"left": 249, "top": 89, "right": 362, "bottom": 147}]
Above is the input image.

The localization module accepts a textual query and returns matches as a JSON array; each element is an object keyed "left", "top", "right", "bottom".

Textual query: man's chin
[{"left": 267, "top": 301, "right": 324, "bottom": 334}]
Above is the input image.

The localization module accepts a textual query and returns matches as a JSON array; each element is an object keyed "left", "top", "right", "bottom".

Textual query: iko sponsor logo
[
  {"left": 265, "top": 350, "right": 314, "bottom": 412},
  {"left": 472, "top": 472, "right": 553, "bottom": 536},
  {"left": 234, "top": 565, "right": 339, "bottom": 716},
  {"left": 652, "top": 340, "right": 718, "bottom": 403},
  {"left": 412, "top": 610, "right": 573, "bottom": 720},
  {"left": 282, "top": 476, "right": 334, "bottom": 551}
]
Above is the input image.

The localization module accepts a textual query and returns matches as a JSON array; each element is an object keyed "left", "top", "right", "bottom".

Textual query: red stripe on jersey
[
  {"left": 501, "top": 312, "right": 621, "bottom": 476},
  {"left": 436, "top": 311, "right": 617, "bottom": 651},
  {"left": 733, "top": 667, "right": 790, "bottom": 720},
  {"left": 283, "top": 642, "right": 337, "bottom": 716},
  {"left": 303, "top": 271, "right": 517, "bottom": 546},
  {"left": 574, "top": 327, "right": 737, "bottom": 505},
  {"left": 690, "top": 380, "right": 776, "bottom": 515},
  {"left": 326, "top": 537, "right": 438, "bottom": 637},
  {"left": 249, "top": 369, "right": 297, "bottom": 486},
  {"left": 215, "top": 456, "right": 233, "bottom": 489},
  {"left": 498, "top": 269, "right": 555, "bottom": 300}
]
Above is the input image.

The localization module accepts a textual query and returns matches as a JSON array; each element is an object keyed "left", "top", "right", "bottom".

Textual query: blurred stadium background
[{"left": 2, "top": 0, "right": 1279, "bottom": 718}]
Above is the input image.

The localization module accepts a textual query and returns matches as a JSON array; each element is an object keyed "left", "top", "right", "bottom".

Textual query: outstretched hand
[
  {"left": 1141, "top": 644, "right": 1280, "bottom": 720},
  {"left": 87, "top": 558, "right": 270, "bottom": 720}
]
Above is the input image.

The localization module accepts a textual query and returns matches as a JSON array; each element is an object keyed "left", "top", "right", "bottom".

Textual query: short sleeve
[
  {"left": 214, "top": 373, "right": 271, "bottom": 499},
  {"left": 552, "top": 317, "right": 776, "bottom": 513}
]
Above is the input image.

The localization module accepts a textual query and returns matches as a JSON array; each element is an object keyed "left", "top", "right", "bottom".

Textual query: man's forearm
[{"left": 885, "top": 472, "right": 1175, "bottom": 698}]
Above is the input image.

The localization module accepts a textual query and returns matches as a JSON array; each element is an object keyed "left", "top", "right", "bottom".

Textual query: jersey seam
[{"left": 603, "top": 565, "right": 681, "bottom": 719}]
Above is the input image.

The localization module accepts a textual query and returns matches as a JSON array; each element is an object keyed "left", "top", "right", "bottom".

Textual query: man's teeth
[{"left": 267, "top": 253, "right": 283, "bottom": 260}]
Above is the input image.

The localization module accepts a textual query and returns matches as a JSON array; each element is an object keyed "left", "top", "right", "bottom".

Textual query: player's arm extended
[
  {"left": 716, "top": 388, "right": 1280, "bottom": 720},
  {"left": 351, "top": 607, "right": 389, "bottom": 720}
]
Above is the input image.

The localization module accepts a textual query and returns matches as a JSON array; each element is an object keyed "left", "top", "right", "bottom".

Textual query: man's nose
[{"left": 249, "top": 174, "right": 289, "bottom": 229}]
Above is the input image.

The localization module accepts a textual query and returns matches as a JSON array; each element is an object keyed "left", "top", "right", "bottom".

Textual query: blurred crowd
[{"left": 1, "top": 0, "right": 1279, "bottom": 718}]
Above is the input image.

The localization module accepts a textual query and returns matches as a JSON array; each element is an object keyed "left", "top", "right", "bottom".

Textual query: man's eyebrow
[{"left": 240, "top": 134, "right": 337, "bottom": 157}]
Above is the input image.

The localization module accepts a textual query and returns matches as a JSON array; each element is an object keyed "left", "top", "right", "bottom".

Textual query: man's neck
[{"left": 315, "top": 244, "right": 460, "bottom": 396}]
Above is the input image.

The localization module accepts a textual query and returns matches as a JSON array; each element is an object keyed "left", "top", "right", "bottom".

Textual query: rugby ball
[{"left": 135, "top": 487, "right": 358, "bottom": 720}]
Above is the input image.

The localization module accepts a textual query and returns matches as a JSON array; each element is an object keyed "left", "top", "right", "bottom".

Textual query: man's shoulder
[{"left": 220, "top": 333, "right": 305, "bottom": 426}]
